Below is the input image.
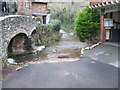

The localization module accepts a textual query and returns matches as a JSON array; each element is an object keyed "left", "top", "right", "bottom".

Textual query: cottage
[
  {"left": 17, "top": 0, "right": 48, "bottom": 15},
  {"left": 90, "top": 0, "right": 120, "bottom": 43},
  {"left": 1, "top": 0, "right": 48, "bottom": 16},
  {"left": 1, "top": 0, "right": 48, "bottom": 23},
  {"left": 17, "top": 0, "right": 49, "bottom": 24}
]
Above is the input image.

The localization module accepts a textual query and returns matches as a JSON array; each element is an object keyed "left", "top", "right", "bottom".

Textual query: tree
[{"left": 74, "top": 6, "right": 100, "bottom": 42}]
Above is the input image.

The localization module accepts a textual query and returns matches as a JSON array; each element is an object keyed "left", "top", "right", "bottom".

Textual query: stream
[
  {"left": 14, "top": 30, "right": 86, "bottom": 64},
  {"left": 9, "top": 30, "right": 86, "bottom": 64}
]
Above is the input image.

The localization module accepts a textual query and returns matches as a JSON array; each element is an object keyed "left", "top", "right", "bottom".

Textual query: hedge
[{"left": 74, "top": 6, "right": 100, "bottom": 42}]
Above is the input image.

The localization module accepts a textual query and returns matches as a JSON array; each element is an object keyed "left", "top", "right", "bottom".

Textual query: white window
[{"left": 25, "top": 1, "right": 30, "bottom": 8}]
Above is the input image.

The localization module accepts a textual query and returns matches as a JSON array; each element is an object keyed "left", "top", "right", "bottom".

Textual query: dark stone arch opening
[
  {"left": 31, "top": 30, "right": 41, "bottom": 46},
  {"left": 8, "top": 33, "right": 33, "bottom": 57}
]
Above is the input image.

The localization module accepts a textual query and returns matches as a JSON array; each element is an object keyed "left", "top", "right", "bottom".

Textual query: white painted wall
[
  {"left": 46, "top": 14, "right": 51, "bottom": 24},
  {"left": 106, "top": 29, "right": 110, "bottom": 40}
]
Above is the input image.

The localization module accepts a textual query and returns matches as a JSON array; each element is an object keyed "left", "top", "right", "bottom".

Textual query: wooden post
[
  {"left": 100, "top": 9, "right": 106, "bottom": 43},
  {"left": 43, "top": 16, "right": 46, "bottom": 24}
]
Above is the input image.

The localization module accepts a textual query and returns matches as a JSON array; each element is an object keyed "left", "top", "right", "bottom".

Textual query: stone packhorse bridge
[{"left": 0, "top": 15, "right": 37, "bottom": 60}]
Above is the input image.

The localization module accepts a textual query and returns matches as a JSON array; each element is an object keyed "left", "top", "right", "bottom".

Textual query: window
[{"left": 25, "top": 1, "right": 30, "bottom": 8}]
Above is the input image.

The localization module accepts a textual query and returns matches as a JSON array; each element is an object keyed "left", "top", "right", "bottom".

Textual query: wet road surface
[
  {"left": 83, "top": 42, "right": 119, "bottom": 68},
  {"left": 3, "top": 59, "right": 118, "bottom": 88}
]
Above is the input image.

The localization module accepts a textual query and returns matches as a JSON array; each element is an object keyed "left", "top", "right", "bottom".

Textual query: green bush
[
  {"left": 61, "top": 22, "right": 74, "bottom": 33},
  {"left": 51, "top": 8, "right": 74, "bottom": 32},
  {"left": 49, "top": 20, "right": 61, "bottom": 31},
  {"left": 74, "top": 6, "right": 100, "bottom": 42},
  {"left": 48, "top": 3, "right": 76, "bottom": 32},
  {"left": 36, "top": 17, "right": 42, "bottom": 22},
  {"left": 54, "top": 8, "right": 74, "bottom": 23},
  {"left": 37, "top": 19, "right": 61, "bottom": 32},
  {"left": 35, "top": 20, "right": 61, "bottom": 45},
  {"left": 18, "top": 11, "right": 27, "bottom": 15}
]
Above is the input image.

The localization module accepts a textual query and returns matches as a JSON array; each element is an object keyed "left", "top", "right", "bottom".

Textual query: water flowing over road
[
  {"left": 3, "top": 30, "right": 118, "bottom": 88},
  {"left": 15, "top": 29, "right": 86, "bottom": 64}
]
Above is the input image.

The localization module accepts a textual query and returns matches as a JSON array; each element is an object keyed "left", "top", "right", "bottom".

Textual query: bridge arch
[
  {"left": 9, "top": 29, "right": 29, "bottom": 41},
  {"left": 29, "top": 27, "right": 37, "bottom": 36},
  {"left": 7, "top": 33, "right": 32, "bottom": 57},
  {"left": 30, "top": 29, "right": 40, "bottom": 46}
]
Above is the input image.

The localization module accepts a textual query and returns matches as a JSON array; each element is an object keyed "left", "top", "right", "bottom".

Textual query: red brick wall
[
  {"left": 17, "top": 0, "right": 47, "bottom": 15},
  {"left": 17, "top": 0, "right": 32, "bottom": 15},
  {"left": 32, "top": 2, "right": 47, "bottom": 14},
  {"left": 17, "top": 1, "right": 25, "bottom": 13}
]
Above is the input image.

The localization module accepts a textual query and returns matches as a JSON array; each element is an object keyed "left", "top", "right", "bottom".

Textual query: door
[{"left": 110, "top": 22, "right": 120, "bottom": 42}]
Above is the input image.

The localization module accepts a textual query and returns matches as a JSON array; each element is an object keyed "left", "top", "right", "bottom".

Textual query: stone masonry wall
[
  {"left": 0, "top": 15, "right": 37, "bottom": 60},
  {"left": 0, "top": 21, "right": 3, "bottom": 60}
]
